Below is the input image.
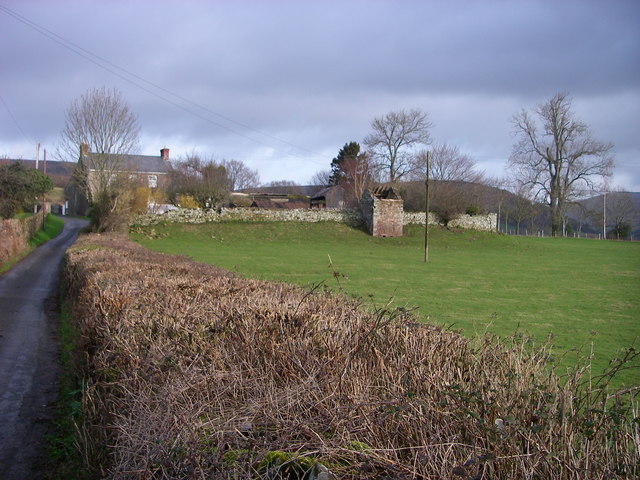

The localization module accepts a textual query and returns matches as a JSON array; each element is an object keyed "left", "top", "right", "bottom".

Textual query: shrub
[
  {"left": 130, "top": 186, "right": 151, "bottom": 214},
  {"left": 177, "top": 194, "right": 200, "bottom": 209}
]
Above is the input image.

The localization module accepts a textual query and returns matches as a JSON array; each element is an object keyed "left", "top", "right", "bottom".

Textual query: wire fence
[{"left": 497, "top": 226, "right": 637, "bottom": 241}]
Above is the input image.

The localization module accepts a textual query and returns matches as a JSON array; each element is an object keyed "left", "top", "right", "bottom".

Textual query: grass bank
[
  {"left": 131, "top": 221, "right": 640, "bottom": 387},
  {"left": 46, "top": 302, "right": 91, "bottom": 480}
]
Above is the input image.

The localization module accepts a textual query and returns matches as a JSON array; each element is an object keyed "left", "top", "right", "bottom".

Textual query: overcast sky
[{"left": 1, "top": 0, "right": 639, "bottom": 191}]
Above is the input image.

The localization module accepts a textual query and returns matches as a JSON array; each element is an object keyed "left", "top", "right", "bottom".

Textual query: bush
[
  {"left": 130, "top": 186, "right": 151, "bottom": 214},
  {"left": 177, "top": 194, "right": 200, "bottom": 209}
]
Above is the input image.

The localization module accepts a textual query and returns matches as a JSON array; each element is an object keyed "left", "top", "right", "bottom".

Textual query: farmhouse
[
  {"left": 68, "top": 143, "right": 171, "bottom": 215},
  {"left": 360, "top": 186, "right": 404, "bottom": 237}
]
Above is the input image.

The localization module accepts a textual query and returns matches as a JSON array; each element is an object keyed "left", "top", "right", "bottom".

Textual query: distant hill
[
  {"left": 568, "top": 192, "right": 640, "bottom": 238},
  {"left": 398, "top": 180, "right": 639, "bottom": 238},
  {"left": 0, "top": 158, "right": 74, "bottom": 188}
]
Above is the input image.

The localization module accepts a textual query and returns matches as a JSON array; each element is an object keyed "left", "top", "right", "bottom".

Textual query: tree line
[
  {"left": 313, "top": 94, "right": 627, "bottom": 236},
  {"left": 42, "top": 86, "right": 631, "bottom": 236}
]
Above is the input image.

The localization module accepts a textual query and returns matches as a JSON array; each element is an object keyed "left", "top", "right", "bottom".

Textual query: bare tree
[
  {"left": 605, "top": 191, "right": 638, "bottom": 239},
  {"left": 507, "top": 177, "right": 536, "bottom": 235},
  {"left": 364, "top": 109, "right": 432, "bottom": 183},
  {"left": 309, "top": 169, "right": 331, "bottom": 186},
  {"left": 266, "top": 180, "right": 298, "bottom": 187},
  {"left": 58, "top": 86, "right": 140, "bottom": 162},
  {"left": 168, "top": 153, "right": 228, "bottom": 208},
  {"left": 411, "top": 143, "right": 485, "bottom": 183},
  {"left": 59, "top": 87, "right": 141, "bottom": 230},
  {"left": 339, "top": 151, "right": 373, "bottom": 207},
  {"left": 509, "top": 92, "right": 613, "bottom": 236},
  {"left": 221, "top": 159, "right": 260, "bottom": 191}
]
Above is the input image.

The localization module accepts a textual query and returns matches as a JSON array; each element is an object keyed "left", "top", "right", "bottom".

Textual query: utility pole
[
  {"left": 423, "top": 151, "right": 430, "bottom": 262},
  {"left": 42, "top": 148, "right": 47, "bottom": 229},
  {"left": 33, "top": 143, "right": 40, "bottom": 230},
  {"left": 603, "top": 191, "right": 607, "bottom": 240}
]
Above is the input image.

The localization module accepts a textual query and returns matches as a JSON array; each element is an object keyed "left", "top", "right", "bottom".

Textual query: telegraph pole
[
  {"left": 423, "top": 151, "right": 430, "bottom": 262},
  {"left": 33, "top": 143, "right": 40, "bottom": 229},
  {"left": 42, "top": 148, "right": 47, "bottom": 229},
  {"left": 603, "top": 191, "right": 606, "bottom": 240}
]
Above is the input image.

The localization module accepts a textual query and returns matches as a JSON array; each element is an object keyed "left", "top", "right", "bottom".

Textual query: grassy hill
[{"left": 131, "top": 221, "right": 640, "bottom": 387}]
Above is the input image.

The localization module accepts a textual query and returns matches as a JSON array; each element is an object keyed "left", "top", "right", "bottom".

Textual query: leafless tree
[
  {"left": 339, "top": 151, "right": 373, "bottom": 207},
  {"left": 412, "top": 143, "right": 485, "bottom": 183},
  {"left": 168, "top": 153, "right": 228, "bottom": 208},
  {"left": 221, "top": 159, "right": 260, "bottom": 191},
  {"left": 57, "top": 86, "right": 140, "bottom": 162},
  {"left": 58, "top": 87, "right": 141, "bottom": 230},
  {"left": 509, "top": 92, "right": 614, "bottom": 236},
  {"left": 603, "top": 191, "right": 638, "bottom": 239},
  {"left": 429, "top": 181, "right": 473, "bottom": 227},
  {"left": 364, "top": 109, "right": 432, "bottom": 183},
  {"left": 507, "top": 177, "right": 536, "bottom": 235},
  {"left": 309, "top": 169, "right": 331, "bottom": 186},
  {"left": 265, "top": 180, "right": 298, "bottom": 188}
]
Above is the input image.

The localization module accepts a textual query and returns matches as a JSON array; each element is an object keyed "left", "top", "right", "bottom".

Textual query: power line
[
  {"left": 0, "top": 3, "right": 327, "bottom": 163},
  {"left": 0, "top": 94, "right": 29, "bottom": 142}
]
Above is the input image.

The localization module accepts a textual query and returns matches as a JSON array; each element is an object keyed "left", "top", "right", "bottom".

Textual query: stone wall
[
  {"left": 404, "top": 211, "right": 497, "bottom": 231},
  {"left": 132, "top": 207, "right": 362, "bottom": 227},
  {"left": 132, "top": 207, "right": 496, "bottom": 232},
  {"left": 0, "top": 211, "right": 45, "bottom": 265}
]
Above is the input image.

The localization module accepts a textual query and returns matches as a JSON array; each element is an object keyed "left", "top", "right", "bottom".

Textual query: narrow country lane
[{"left": 0, "top": 217, "right": 88, "bottom": 479}]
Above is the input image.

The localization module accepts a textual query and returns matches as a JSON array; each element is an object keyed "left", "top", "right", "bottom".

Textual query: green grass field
[{"left": 131, "top": 221, "right": 640, "bottom": 386}]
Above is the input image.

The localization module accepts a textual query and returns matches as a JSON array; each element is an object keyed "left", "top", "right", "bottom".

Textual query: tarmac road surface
[{"left": 0, "top": 217, "right": 88, "bottom": 479}]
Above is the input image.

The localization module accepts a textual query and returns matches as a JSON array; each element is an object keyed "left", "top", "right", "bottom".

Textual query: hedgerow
[{"left": 62, "top": 233, "right": 638, "bottom": 479}]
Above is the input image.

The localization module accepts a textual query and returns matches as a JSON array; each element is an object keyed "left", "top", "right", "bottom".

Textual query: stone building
[
  {"left": 67, "top": 143, "right": 171, "bottom": 215},
  {"left": 360, "top": 186, "right": 403, "bottom": 237}
]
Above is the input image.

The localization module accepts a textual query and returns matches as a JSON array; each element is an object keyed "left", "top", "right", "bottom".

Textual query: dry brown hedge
[
  {"left": 0, "top": 212, "right": 45, "bottom": 264},
  {"left": 62, "top": 233, "right": 638, "bottom": 479}
]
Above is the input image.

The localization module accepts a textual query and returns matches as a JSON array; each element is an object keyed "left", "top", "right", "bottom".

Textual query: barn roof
[
  {"left": 251, "top": 199, "right": 309, "bottom": 209},
  {"left": 369, "top": 186, "right": 401, "bottom": 199}
]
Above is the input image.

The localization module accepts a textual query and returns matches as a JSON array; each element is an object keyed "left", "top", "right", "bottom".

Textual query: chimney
[
  {"left": 80, "top": 143, "right": 89, "bottom": 158},
  {"left": 160, "top": 148, "right": 169, "bottom": 161}
]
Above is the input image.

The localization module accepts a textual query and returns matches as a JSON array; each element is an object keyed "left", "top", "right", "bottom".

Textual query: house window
[{"left": 148, "top": 175, "right": 158, "bottom": 188}]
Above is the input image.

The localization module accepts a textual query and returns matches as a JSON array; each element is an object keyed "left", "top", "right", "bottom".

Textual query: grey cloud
[{"left": 1, "top": 0, "right": 638, "bottom": 188}]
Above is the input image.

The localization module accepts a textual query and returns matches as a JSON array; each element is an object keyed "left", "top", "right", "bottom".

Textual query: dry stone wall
[
  {"left": 132, "top": 207, "right": 362, "bottom": 227},
  {"left": 132, "top": 207, "right": 496, "bottom": 232},
  {"left": 404, "top": 211, "right": 497, "bottom": 231}
]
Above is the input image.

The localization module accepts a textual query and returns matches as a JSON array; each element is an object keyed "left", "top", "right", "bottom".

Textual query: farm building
[
  {"left": 360, "top": 186, "right": 404, "bottom": 237},
  {"left": 67, "top": 143, "right": 172, "bottom": 215},
  {"left": 310, "top": 185, "right": 350, "bottom": 209},
  {"left": 250, "top": 198, "right": 309, "bottom": 209}
]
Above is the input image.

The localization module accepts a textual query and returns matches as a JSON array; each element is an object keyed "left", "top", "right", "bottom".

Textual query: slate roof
[
  {"left": 84, "top": 153, "right": 170, "bottom": 174},
  {"left": 237, "top": 185, "right": 324, "bottom": 197},
  {"left": 251, "top": 199, "right": 309, "bottom": 209}
]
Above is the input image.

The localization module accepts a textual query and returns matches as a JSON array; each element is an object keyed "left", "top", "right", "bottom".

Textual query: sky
[{"left": 1, "top": 0, "right": 639, "bottom": 191}]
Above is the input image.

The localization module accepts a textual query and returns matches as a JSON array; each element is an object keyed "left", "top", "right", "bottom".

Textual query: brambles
[{"left": 62, "top": 234, "right": 638, "bottom": 478}]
